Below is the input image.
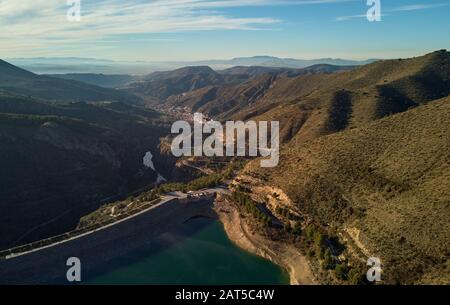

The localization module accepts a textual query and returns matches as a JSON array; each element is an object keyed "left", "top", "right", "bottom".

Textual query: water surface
[{"left": 85, "top": 217, "right": 289, "bottom": 285}]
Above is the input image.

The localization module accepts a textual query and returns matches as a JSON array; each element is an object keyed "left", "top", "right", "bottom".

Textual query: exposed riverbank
[{"left": 214, "top": 194, "right": 316, "bottom": 285}]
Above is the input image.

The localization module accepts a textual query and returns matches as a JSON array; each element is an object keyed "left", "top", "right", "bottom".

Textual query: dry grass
[{"left": 247, "top": 97, "right": 450, "bottom": 284}]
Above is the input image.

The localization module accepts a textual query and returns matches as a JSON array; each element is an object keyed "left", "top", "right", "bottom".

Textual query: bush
[
  {"left": 348, "top": 266, "right": 365, "bottom": 285},
  {"left": 335, "top": 264, "right": 349, "bottom": 280},
  {"left": 284, "top": 224, "right": 291, "bottom": 233},
  {"left": 322, "top": 249, "right": 335, "bottom": 270},
  {"left": 292, "top": 222, "right": 302, "bottom": 234},
  {"left": 305, "top": 225, "right": 316, "bottom": 240},
  {"left": 313, "top": 231, "right": 324, "bottom": 247}
]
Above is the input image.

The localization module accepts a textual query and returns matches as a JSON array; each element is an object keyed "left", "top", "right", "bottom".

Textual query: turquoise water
[{"left": 85, "top": 218, "right": 289, "bottom": 285}]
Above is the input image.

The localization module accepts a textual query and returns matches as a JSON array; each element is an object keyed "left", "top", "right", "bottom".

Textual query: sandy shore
[{"left": 215, "top": 196, "right": 316, "bottom": 285}]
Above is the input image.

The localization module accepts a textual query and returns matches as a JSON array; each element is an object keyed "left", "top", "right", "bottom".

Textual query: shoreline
[{"left": 214, "top": 195, "right": 316, "bottom": 285}]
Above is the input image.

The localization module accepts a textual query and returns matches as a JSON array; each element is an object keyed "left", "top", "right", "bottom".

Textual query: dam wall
[{"left": 0, "top": 198, "right": 215, "bottom": 284}]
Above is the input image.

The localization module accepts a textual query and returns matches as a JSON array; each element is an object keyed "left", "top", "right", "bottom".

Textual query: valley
[{"left": 0, "top": 50, "right": 449, "bottom": 285}]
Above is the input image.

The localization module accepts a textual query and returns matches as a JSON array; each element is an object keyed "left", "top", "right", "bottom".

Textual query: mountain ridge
[
  {"left": 7, "top": 55, "right": 380, "bottom": 75},
  {"left": 245, "top": 96, "right": 450, "bottom": 284},
  {"left": 0, "top": 59, "right": 141, "bottom": 104}
]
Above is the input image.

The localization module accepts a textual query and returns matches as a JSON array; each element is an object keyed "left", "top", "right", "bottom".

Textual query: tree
[
  {"left": 292, "top": 222, "right": 302, "bottom": 234},
  {"left": 313, "top": 231, "right": 324, "bottom": 247},
  {"left": 305, "top": 225, "right": 316, "bottom": 241},
  {"left": 284, "top": 223, "right": 291, "bottom": 233}
]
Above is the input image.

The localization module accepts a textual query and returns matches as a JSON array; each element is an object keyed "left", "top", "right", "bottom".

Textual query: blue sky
[{"left": 0, "top": 0, "right": 449, "bottom": 61}]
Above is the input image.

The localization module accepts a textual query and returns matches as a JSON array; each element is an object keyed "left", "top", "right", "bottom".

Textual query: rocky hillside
[
  {"left": 165, "top": 50, "right": 449, "bottom": 144},
  {"left": 125, "top": 66, "right": 227, "bottom": 104},
  {"left": 125, "top": 64, "right": 354, "bottom": 107},
  {"left": 248, "top": 50, "right": 448, "bottom": 142},
  {"left": 244, "top": 96, "right": 449, "bottom": 284}
]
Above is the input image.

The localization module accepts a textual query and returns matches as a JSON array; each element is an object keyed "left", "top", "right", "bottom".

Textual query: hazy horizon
[
  {"left": 1, "top": 0, "right": 449, "bottom": 61},
  {"left": 5, "top": 54, "right": 384, "bottom": 62}
]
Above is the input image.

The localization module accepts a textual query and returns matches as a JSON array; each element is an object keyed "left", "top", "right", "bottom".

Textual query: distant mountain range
[
  {"left": 195, "top": 55, "right": 378, "bottom": 68},
  {"left": 0, "top": 59, "right": 140, "bottom": 104},
  {"left": 7, "top": 56, "right": 379, "bottom": 75}
]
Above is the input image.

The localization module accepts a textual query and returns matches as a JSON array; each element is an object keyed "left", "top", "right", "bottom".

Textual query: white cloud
[
  {"left": 335, "top": 14, "right": 366, "bottom": 21},
  {"left": 390, "top": 3, "right": 449, "bottom": 12},
  {"left": 0, "top": 0, "right": 355, "bottom": 57}
]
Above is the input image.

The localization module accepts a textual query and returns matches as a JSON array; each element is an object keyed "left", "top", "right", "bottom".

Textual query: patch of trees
[
  {"left": 303, "top": 224, "right": 367, "bottom": 284},
  {"left": 275, "top": 206, "right": 303, "bottom": 222},
  {"left": 285, "top": 221, "right": 302, "bottom": 235},
  {"left": 236, "top": 184, "right": 251, "bottom": 193},
  {"left": 232, "top": 191, "right": 271, "bottom": 227},
  {"left": 140, "top": 162, "right": 239, "bottom": 199}
]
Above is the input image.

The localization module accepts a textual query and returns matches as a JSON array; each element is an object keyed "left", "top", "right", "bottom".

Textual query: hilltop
[
  {"left": 161, "top": 64, "right": 354, "bottom": 118},
  {"left": 124, "top": 63, "right": 357, "bottom": 106},
  {"left": 169, "top": 50, "right": 449, "bottom": 143},
  {"left": 125, "top": 66, "right": 226, "bottom": 103}
]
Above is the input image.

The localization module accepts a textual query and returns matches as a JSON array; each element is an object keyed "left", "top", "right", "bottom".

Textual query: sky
[{"left": 0, "top": 0, "right": 449, "bottom": 61}]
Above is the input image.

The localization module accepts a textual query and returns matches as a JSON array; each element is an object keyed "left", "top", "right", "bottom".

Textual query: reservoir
[
  {"left": 85, "top": 217, "right": 289, "bottom": 285},
  {"left": 0, "top": 198, "right": 289, "bottom": 285}
]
